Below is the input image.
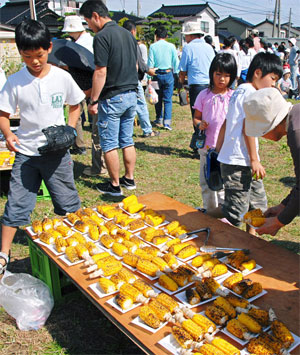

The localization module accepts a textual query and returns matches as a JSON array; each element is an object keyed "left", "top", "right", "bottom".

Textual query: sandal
[{"left": 0, "top": 251, "right": 10, "bottom": 275}]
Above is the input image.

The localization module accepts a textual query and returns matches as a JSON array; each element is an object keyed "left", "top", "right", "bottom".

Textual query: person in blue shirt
[
  {"left": 288, "top": 38, "right": 299, "bottom": 91},
  {"left": 179, "top": 21, "right": 215, "bottom": 151},
  {"left": 148, "top": 26, "right": 179, "bottom": 131}
]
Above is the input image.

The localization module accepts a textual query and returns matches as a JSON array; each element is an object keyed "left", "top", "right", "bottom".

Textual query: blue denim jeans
[
  {"left": 154, "top": 71, "right": 174, "bottom": 125},
  {"left": 98, "top": 90, "right": 137, "bottom": 153},
  {"left": 2, "top": 151, "right": 80, "bottom": 227},
  {"left": 290, "top": 64, "right": 298, "bottom": 90},
  {"left": 136, "top": 81, "right": 152, "bottom": 135}
]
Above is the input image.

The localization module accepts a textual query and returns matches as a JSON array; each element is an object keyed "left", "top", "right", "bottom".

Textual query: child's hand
[
  {"left": 251, "top": 160, "right": 266, "bottom": 180},
  {"left": 5, "top": 132, "right": 20, "bottom": 152},
  {"left": 197, "top": 120, "right": 209, "bottom": 130}
]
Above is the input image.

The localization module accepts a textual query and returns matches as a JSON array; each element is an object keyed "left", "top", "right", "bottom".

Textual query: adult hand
[
  {"left": 256, "top": 217, "right": 285, "bottom": 236},
  {"left": 88, "top": 103, "right": 98, "bottom": 115},
  {"left": 147, "top": 68, "right": 156, "bottom": 76},
  {"left": 264, "top": 203, "right": 285, "bottom": 217},
  {"left": 251, "top": 160, "right": 266, "bottom": 180},
  {"left": 197, "top": 120, "right": 209, "bottom": 130},
  {"left": 6, "top": 132, "right": 20, "bottom": 152}
]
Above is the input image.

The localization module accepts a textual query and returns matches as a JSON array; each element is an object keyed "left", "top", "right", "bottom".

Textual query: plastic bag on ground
[
  {"left": 0, "top": 271, "right": 54, "bottom": 331},
  {"left": 145, "top": 84, "right": 159, "bottom": 105}
]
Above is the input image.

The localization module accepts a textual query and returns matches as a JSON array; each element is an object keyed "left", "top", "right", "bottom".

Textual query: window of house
[
  {"left": 201, "top": 21, "right": 209, "bottom": 33},
  {"left": 259, "top": 31, "right": 264, "bottom": 37}
]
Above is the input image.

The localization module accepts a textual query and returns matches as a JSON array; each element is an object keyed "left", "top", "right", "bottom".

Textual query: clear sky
[{"left": 106, "top": 0, "right": 300, "bottom": 27}]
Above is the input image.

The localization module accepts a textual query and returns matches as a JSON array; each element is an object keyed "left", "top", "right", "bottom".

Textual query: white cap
[
  {"left": 62, "top": 15, "right": 85, "bottom": 32},
  {"left": 283, "top": 68, "right": 290, "bottom": 75},
  {"left": 288, "top": 38, "right": 296, "bottom": 46},
  {"left": 182, "top": 21, "right": 203, "bottom": 35}
]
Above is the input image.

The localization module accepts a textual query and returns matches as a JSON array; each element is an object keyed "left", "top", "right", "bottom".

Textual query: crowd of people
[{"left": 0, "top": 0, "right": 298, "bottom": 274}]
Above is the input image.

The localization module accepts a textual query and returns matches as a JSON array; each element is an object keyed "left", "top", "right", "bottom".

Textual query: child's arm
[
  {"left": 243, "top": 121, "right": 266, "bottom": 179},
  {"left": 193, "top": 109, "right": 208, "bottom": 130},
  {"left": 215, "top": 120, "right": 226, "bottom": 153},
  {"left": 0, "top": 110, "right": 20, "bottom": 152},
  {"left": 67, "top": 105, "right": 81, "bottom": 129}
]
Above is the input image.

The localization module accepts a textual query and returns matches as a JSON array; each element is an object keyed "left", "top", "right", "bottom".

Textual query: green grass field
[{"left": 0, "top": 96, "right": 298, "bottom": 354}]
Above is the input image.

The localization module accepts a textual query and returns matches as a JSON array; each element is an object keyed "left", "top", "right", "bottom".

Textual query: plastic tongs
[
  {"left": 178, "top": 227, "right": 210, "bottom": 241},
  {"left": 200, "top": 245, "right": 250, "bottom": 258}
]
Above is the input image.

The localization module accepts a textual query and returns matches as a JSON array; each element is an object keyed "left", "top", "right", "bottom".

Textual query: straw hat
[
  {"left": 62, "top": 16, "right": 85, "bottom": 32},
  {"left": 182, "top": 22, "right": 203, "bottom": 35}
]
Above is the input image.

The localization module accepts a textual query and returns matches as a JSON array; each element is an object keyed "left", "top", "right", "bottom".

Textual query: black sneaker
[
  {"left": 96, "top": 182, "right": 123, "bottom": 196},
  {"left": 119, "top": 176, "right": 136, "bottom": 190}
]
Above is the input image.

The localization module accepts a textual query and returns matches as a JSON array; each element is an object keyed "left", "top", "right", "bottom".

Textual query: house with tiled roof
[
  {"left": 217, "top": 15, "right": 254, "bottom": 39},
  {"left": 253, "top": 19, "right": 300, "bottom": 39},
  {"left": 110, "top": 10, "right": 142, "bottom": 23}
]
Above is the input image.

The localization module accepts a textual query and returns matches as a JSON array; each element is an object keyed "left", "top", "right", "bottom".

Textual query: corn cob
[
  {"left": 98, "top": 277, "right": 116, "bottom": 293},
  {"left": 103, "top": 209, "right": 123, "bottom": 220},
  {"left": 167, "top": 270, "right": 188, "bottom": 287},
  {"left": 52, "top": 217, "right": 63, "bottom": 228},
  {"left": 189, "top": 312, "right": 216, "bottom": 333},
  {"left": 110, "top": 274, "right": 125, "bottom": 290},
  {"left": 141, "top": 246, "right": 162, "bottom": 257},
  {"left": 98, "top": 225, "right": 109, "bottom": 238},
  {"left": 127, "top": 218, "right": 145, "bottom": 231},
  {"left": 122, "top": 252, "right": 139, "bottom": 268},
  {"left": 134, "top": 248, "right": 154, "bottom": 261},
  {"left": 247, "top": 308, "right": 269, "bottom": 327},
  {"left": 42, "top": 217, "right": 53, "bottom": 231},
  {"left": 89, "top": 213, "right": 104, "bottom": 227},
  {"left": 111, "top": 234, "right": 124, "bottom": 244},
  {"left": 100, "top": 234, "right": 115, "bottom": 249},
  {"left": 139, "top": 208, "right": 156, "bottom": 219},
  {"left": 223, "top": 273, "right": 244, "bottom": 289},
  {"left": 84, "top": 251, "right": 111, "bottom": 266},
  {"left": 226, "top": 250, "right": 249, "bottom": 269},
  {"left": 122, "top": 194, "right": 138, "bottom": 210},
  {"left": 161, "top": 237, "right": 181, "bottom": 252},
  {"left": 237, "top": 312, "right": 262, "bottom": 333},
  {"left": 88, "top": 224, "right": 100, "bottom": 241},
  {"left": 144, "top": 214, "right": 165, "bottom": 227},
  {"left": 56, "top": 224, "right": 73, "bottom": 237},
  {"left": 242, "top": 282, "right": 263, "bottom": 299},
  {"left": 75, "top": 208, "right": 88, "bottom": 218},
  {"left": 240, "top": 259, "right": 256, "bottom": 272},
  {"left": 39, "top": 231, "right": 55, "bottom": 244},
  {"left": 209, "top": 264, "right": 228, "bottom": 278},
  {"left": 140, "top": 227, "right": 157, "bottom": 242},
  {"left": 158, "top": 274, "right": 178, "bottom": 291},
  {"left": 177, "top": 245, "right": 197, "bottom": 259},
  {"left": 119, "top": 216, "right": 136, "bottom": 228},
  {"left": 117, "top": 268, "right": 136, "bottom": 284},
  {"left": 66, "top": 237, "right": 79, "bottom": 247},
  {"left": 148, "top": 299, "right": 173, "bottom": 322},
  {"left": 119, "top": 283, "right": 147, "bottom": 303},
  {"left": 73, "top": 220, "right": 89, "bottom": 233},
  {"left": 139, "top": 305, "right": 161, "bottom": 329},
  {"left": 165, "top": 220, "right": 180, "bottom": 233},
  {"left": 32, "top": 220, "right": 43, "bottom": 235},
  {"left": 55, "top": 236, "right": 67, "bottom": 252},
  {"left": 156, "top": 293, "right": 180, "bottom": 313},
  {"left": 191, "top": 254, "right": 211, "bottom": 268},
  {"left": 112, "top": 242, "right": 128, "bottom": 257},
  {"left": 225, "top": 294, "right": 250, "bottom": 309},
  {"left": 115, "top": 293, "right": 133, "bottom": 310},
  {"left": 205, "top": 305, "right": 228, "bottom": 325},
  {"left": 171, "top": 326, "right": 194, "bottom": 349},
  {"left": 80, "top": 216, "right": 97, "bottom": 226},
  {"left": 133, "top": 279, "right": 157, "bottom": 298},
  {"left": 176, "top": 264, "right": 197, "bottom": 282},
  {"left": 210, "top": 337, "right": 240, "bottom": 355},
  {"left": 152, "top": 235, "right": 169, "bottom": 245},
  {"left": 116, "top": 229, "right": 132, "bottom": 240},
  {"left": 247, "top": 337, "right": 274, "bottom": 355},
  {"left": 66, "top": 212, "right": 81, "bottom": 224},
  {"left": 169, "top": 242, "right": 190, "bottom": 255},
  {"left": 151, "top": 256, "right": 171, "bottom": 272},
  {"left": 86, "top": 255, "right": 116, "bottom": 273},
  {"left": 81, "top": 207, "right": 96, "bottom": 217},
  {"left": 181, "top": 318, "right": 205, "bottom": 341},
  {"left": 65, "top": 246, "right": 80, "bottom": 263},
  {"left": 226, "top": 319, "right": 253, "bottom": 340},
  {"left": 162, "top": 252, "right": 179, "bottom": 269},
  {"left": 89, "top": 259, "right": 122, "bottom": 279},
  {"left": 49, "top": 229, "right": 63, "bottom": 240},
  {"left": 104, "top": 221, "right": 119, "bottom": 234},
  {"left": 195, "top": 281, "right": 212, "bottom": 300},
  {"left": 129, "top": 236, "right": 144, "bottom": 247},
  {"left": 271, "top": 319, "right": 294, "bottom": 348},
  {"left": 75, "top": 243, "right": 90, "bottom": 260},
  {"left": 171, "top": 225, "right": 189, "bottom": 238},
  {"left": 198, "top": 343, "right": 225, "bottom": 355},
  {"left": 70, "top": 232, "right": 85, "bottom": 244},
  {"left": 186, "top": 288, "right": 200, "bottom": 305},
  {"left": 198, "top": 258, "right": 220, "bottom": 273},
  {"left": 232, "top": 279, "right": 252, "bottom": 295},
  {"left": 122, "top": 240, "right": 137, "bottom": 253},
  {"left": 258, "top": 333, "right": 287, "bottom": 354},
  {"left": 204, "top": 277, "right": 228, "bottom": 296},
  {"left": 96, "top": 204, "right": 114, "bottom": 215},
  {"left": 127, "top": 202, "right": 144, "bottom": 214},
  {"left": 136, "top": 258, "right": 160, "bottom": 277},
  {"left": 214, "top": 296, "right": 236, "bottom": 318},
  {"left": 85, "top": 241, "right": 102, "bottom": 256}
]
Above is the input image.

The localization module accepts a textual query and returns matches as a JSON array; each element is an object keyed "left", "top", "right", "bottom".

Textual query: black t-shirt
[{"left": 93, "top": 21, "right": 138, "bottom": 100}]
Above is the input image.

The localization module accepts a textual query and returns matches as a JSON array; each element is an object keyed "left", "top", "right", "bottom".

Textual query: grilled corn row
[
  {"left": 237, "top": 312, "right": 262, "bottom": 333},
  {"left": 84, "top": 251, "right": 110, "bottom": 266},
  {"left": 161, "top": 237, "right": 181, "bottom": 252},
  {"left": 191, "top": 254, "right": 211, "bottom": 268},
  {"left": 87, "top": 255, "right": 116, "bottom": 273},
  {"left": 136, "top": 258, "right": 160, "bottom": 277},
  {"left": 115, "top": 293, "right": 133, "bottom": 310},
  {"left": 98, "top": 277, "right": 116, "bottom": 293},
  {"left": 133, "top": 279, "right": 157, "bottom": 298},
  {"left": 242, "top": 282, "right": 263, "bottom": 299},
  {"left": 119, "top": 283, "right": 147, "bottom": 303},
  {"left": 32, "top": 220, "right": 43, "bottom": 235},
  {"left": 65, "top": 246, "right": 80, "bottom": 263},
  {"left": 162, "top": 253, "right": 179, "bottom": 269},
  {"left": 198, "top": 343, "right": 225, "bottom": 355},
  {"left": 247, "top": 337, "right": 274, "bottom": 355},
  {"left": 205, "top": 305, "right": 228, "bottom": 325},
  {"left": 186, "top": 288, "right": 200, "bottom": 305},
  {"left": 213, "top": 296, "right": 236, "bottom": 318},
  {"left": 167, "top": 270, "right": 188, "bottom": 287},
  {"left": 123, "top": 252, "right": 139, "bottom": 268},
  {"left": 258, "top": 333, "right": 286, "bottom": 354},
  {"left": 271, "top": 319, "right": 294, "bottom": 348},
  {"left": 169, "top": 242, "right": 190, "bottom": 255},
  {"left": 55, "top": 236, "right": 67, "bottom": 252},
  {"left": 210, "top": 337, "right": 240, "bottom": 355},
  {"left": 89, "top": 259, "right": 122, "bottom": 278},
  {"left": 181, "top": 318, "right": 205, "bottom": 341},
  {"left": 195, "top": 281, "right": 212, "bottom": 299},
  {"left": 177, "top": 245, "right": 197, "bottom": 259},
  {"left": 225, "top": 295, "right": 249, "bottom": 309},
  {"left": 134, "top": 248, "right": 154, "bottom": 261},
  {"left": 204, "top": 277, "right": 228, "bottom": 296},
  {"left": 171, "top": 326, "right": 194, "bottom": 349},
  {"left": 75, "top": 243, "right": 90, "bottom": 260},
  {"left": 139, "top": 305, "right": 161, "bottom": 329},
  {"left": 39, "top": 231, "right": 55, "bottom": 244},
  {"left": 117, "top": 268, "right": 136, "bottom": 284},
  {"left": 148, "top": 299, "right": 173, "bottom": 322},
  {"left": 180, "top": 310, "right": 216, "bottom": 334},
  {"left": 151, "top": 256, "right": 171, "bottom": 272},
  {"left": 158, "top": 274, "right": 178, "bottom": 291},
  {"left": 110, "top": 274, "right": 125, "bottom": 290},
  {"left": 247, "top": 308, "right": 269, "bottom": 326},
  {"left": 226, "top": 319, "right": 252, "bottom": 340},
  {"left": 156, "top": 292, "right": 180, "bottom": 313}
]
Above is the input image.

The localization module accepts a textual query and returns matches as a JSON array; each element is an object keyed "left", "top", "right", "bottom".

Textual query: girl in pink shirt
[{"left": 193, "top": 53, "right": 237, "bottom": 215}]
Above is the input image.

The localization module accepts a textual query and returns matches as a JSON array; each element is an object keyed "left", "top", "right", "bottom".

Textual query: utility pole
[
  {"left": 272, "top": 0, "right": 278, "bottom": 37},
  {"left": 288, "top": 8, "right": 292, "bottom": 38},
  {"left": 277, "top": 0, "right": 281, "bottom": 37},
  {"left": 29, "top": 0, "right": 37, "bottom": 20},
  {"left": 137, "top": 0, "right": 141, "bottom": 17}
]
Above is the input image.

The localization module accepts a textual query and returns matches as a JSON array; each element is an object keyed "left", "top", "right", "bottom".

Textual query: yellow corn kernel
[
  {"left": 65, "top": 246, "right": 79, "bottom": 263},
  {"left": 136, "top": 258, "right": 159, "bottom": 277},
  {"left": 156, "top": 292, "right": 179, "bottom": 313},
  {"left": 169, "top": 242, "right": 190, "bottom": 255},
  {"left": 258, "top": 333, "right": 285, "bottom": 354},
  {"left": 110, "top": 274, "right": 125, "bottom": 290},
  {"left": 52, "top": 217, "right": 63, "bottom": 228},
  {"left": 162, "top": 252, "right": 179, "bottom": 269},
  {"left": 98, "top": 225, "right": 109, "bottom": 237},
  {"left": 165, "top": 220, "right": 180, "bottom": 233},
  {"left": 177, "top": 245, "right": 197, "bottom": 259},
  {"left": 99, "top": 260, "right": 122, "bottom": 277},
  {"left": 133, "top": 279, "right": 156, "bottom": 298},
  {"left": 122, "top": 240, "right": 137, "bottom": 253},
  {"left": 89, "top": 213, "right": 104, "bottom": 227},
  {"left": 214, "top": 296, "right": 236, "bottom": 318},
  {"left": 56, "top": 224, "right": 73, "bottom": 237},
  {"left": 66, "top": 212, "right": 80, "bottom": 224},
  {"left": 199, "top": 343, "right": 225, "bottom": 355},
  {"left": 88, "top": 224, "right": 100, "bottom": 241},
  {"left": 226, "top": 319, "right": 251, "bottom": 340},
  {"left": 271, "top": 319, "right": 294, "bottom": 348},
  {"left": 98, "top": 277, "right": 116, "bottom": 293},
  {"left": 72, "top": 231, "right": 86, "bottom": 244},
  {"left": 75, "top": 243, "right": 89, "bottom": 259},
  {"left": 112, "top": 242, "right": 128, "bottom": 257},
  {"left": 139, "top": 305, "right": 161, "bottom": 329},
  {"left": 122, "top": 195, "right": 138, "bottom": 210},
  {"left": 191, "top": 314, "right": 216, "bottom": 333},
  {"left": 39, "top": 231, "right": 55, "bottom": 244},
  {"left": 127, "top": 218, "right": 145, "bottom": 231},
  {"left": 123, "top": 252, "right": 139, "bottom": 268},
  {"left": 237, "top": 312, "right": 262, "bottom": 333},
  {"left": 225, "top": 294, "right": 249, "bottom": 309},
  {"left": 182, "top": 319, "right": 205, "bottom": 341},
  {"left": 141, "top": 246, "right": 161, "bottom": 257},
  {"left": 158, "top": 274, "right": 178, "bottom": 292},
  {"left": 247, "top": 337, "right": 274, "bottom": 355},
  {"left": 243, "top": 282, "right": 263, "bottom": 299},
  {"left": 171, "top": 326, "right": 193, "bottom": 349},
  {"left": 248, "top": 308, "right": 269, "bottom": 327},
  {"left": 32, "top": 220, "right": 43, "bottom": 235},
  {"left": 205, "top": 305, "right": 228, "bottom": 325},
  {"left": 117, "top": 268, "right": 136, "bottom": 284},
  {"left": 191, "top": 254, "right": 211, "bottom": 267},
  {"left": 55, "top": 236, "right": 67, "bottom": 253},
  {"left": 203, "top": 277, "right": 221, "bottom": 294},
  {"left": 115, "top": 293, "right": 133, "bottom": 310},
  {"left": 167, "top": 270, "right": 188, "bottom": 287},
  {"left": 100, "top": 234, "right": 115, "bottom": 249},
  {"left": 152, "top": 235, "right": 169, "bottom": 245},
  {"left": 211, "top": 263, "right": 228, "bottom": 277},
  {"left": 151, "top": 256, "right": 170, "bottom": 272},
  {"left": 223, "top": 273, "right": 244, "bottom": 289},
  {"left": 148, "top": 299, "right": 170, "bottom": 321},
  {"left": 127, "top": 202, "right": 144, "bottom": 214},
  {"left": 240, "top": 259, "right": 256, "bottom": 271},
  {"left": 129, "top": 235, "right": 143, "bottom": 246},
  {"left": 134, "top": 248, "right": 153, "bottom": 261},
  {"left": 119, "top": 283, "right": 145, "bottom": 303},
  {"left": 42, "top": 217, "right": 53, "bottom": 231},
  {"left": 211, "top": 337, "right": 240, "bottom": 355}
]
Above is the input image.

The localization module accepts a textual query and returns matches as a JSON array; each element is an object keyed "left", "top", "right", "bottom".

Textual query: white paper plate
[
  {"left": 136, "top": 270, "right": 159, "bottom": 281},
  {"left": 131, "top": 315, "right": 167, "bottom": 333},
  {"left": 227, "top": 288, "right": 268, "bottom": 303},
  {"left": 58, "top": 254, "right": 84, "bottom": 267},
  {"left": 144, "top": 220, "right": 169, "bottom": 229},
  {"left": 269, "top": 330, "right": 300, "bottom": 354},
  {"left": 88, "top": 281, "right": 118, "bottom": 298},
  {"left": 26, "top": 226, "right": 37, "bottom": 237},
  {"left": 174, "top": 289, "right": 217, "bottom": 308},
  {"left": 143, "top": 237, "right": 173, "bottom": 250},
  {"left": 221, "top": 327, "right": 250, "bottom": 346},
  {"left": 153, "top": 281, "right": 194, "bottom": 296},
  {"left": 119, "top": 204, "right": 146, "bottom": 217},
  {"left": 176, "top": 251, "right": 201, "bottom": 262},
  {"left": 226, "top": 263, "right": 263, "bottom": 276},
  {"left": 106, "top": 295, "right": 141, "bottom": 314},
  {"left": 34, "top": 239, "right": 64, "bottom": 256},
  {"left": 157, "top": 334, "right": 185, "bottom": 355}
]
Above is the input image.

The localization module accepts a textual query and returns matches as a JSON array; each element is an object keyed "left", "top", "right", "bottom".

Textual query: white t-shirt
[
  {"left": 237, "top": 49, "right": 256, "bottom": 77},
  {"left": 0, "top": 65, "right": 85, "bottom": 156},
  {"left": 75, "top": 31, "right": 94, "bottom": 53},
  {"left": 0, "top": 65, "right": 6, "bottom": 91},
  {"left": 218, "top": 83, "right": 259, "bottom": 167}
]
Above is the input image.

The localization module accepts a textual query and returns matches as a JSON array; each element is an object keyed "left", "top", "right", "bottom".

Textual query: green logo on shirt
[{"left": 51, "top": 93, "right": 63, "bottom": 108}]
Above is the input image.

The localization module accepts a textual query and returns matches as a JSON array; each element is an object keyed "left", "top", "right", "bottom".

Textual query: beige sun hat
[
  {"left": 182, "top": 21, "right": 203, "bottom": 35},
  {"left": 288, "top": 37, "right": 297, "bottom": 46},
  {"left": 244, "top": 88, "right": 292, "bottom": 137},
  {"left": 62, "top": 15, "right": 85, "bottom": 32}
]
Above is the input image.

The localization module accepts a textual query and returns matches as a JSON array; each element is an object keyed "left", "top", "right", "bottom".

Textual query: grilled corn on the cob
[
  {"left": 191, "top": 254, "right": 211, "bottom": 268},
  {"left": 117, "top": 268, "right": 136, "bottom": 284},
  {"left": 136, "top": 258, "right": 160, "bottom": 277},
  {"left": 56, "top": 224, "right": 73, "bottom": 237},
  {"left": 214, "top": 296, "right": 236, "bottom": 318},
  {"left": 89, "top": 259, "right": 122, "bottom": 278},
  {"left": 223, "top": 273, "right": 244, "bottom": 289},
  {"left": 204, "top": 277, "right": 228, "bottom": 296},
  {"left": 39, "top": 231, "right": 55, "bottom": 244},
  {"left": 112, "top": 242, "right": 128, "bottom": 257},
  {"left": 148, "top": 299, "right": 173, "bottom": 322},
  {"left": 119, "top": 283, "right": 147, "bottom": 303},
  {"left": 115, "top": 293, "right": 133, "bottom": 310},
  {"left": 169, "top": 242, "right": 190, "bottom": 255},
  {"left": 237, "top": 312, "right": 262, "bottom": 333},
  {"left": 247, "top": 337, "right": 274, "bottom": 355},
  {"left": 271, "top": 319, "right": 294, "bottom": 348},
  {"left": 177, "top": 245, "right": 197, "bottom": 259},
  {"left": 181, "top": 318, "right": 205, "bottom": 341},
  {"left": 110, "top": 274, "right": 125, "bottom": 290},
  {"left": 98, "top": 277, "right": 116, "bottom": 293},
  {"left": 167, "top": 270, "right": 188, "bottom": 287},
  {"left": 133, "top": 279, "right": 157, "bottom": 298},
  {"left": 55, "top": 236, "right": 67, "bottom": 252},
  {"left": 162, "top": 253, "right": 178, "bottom": 269},
  {"left": 181, "top": 310, "right": 216, "bottom": 334},
  {"left": 151, "top": 256, "right": 171, "bottom": 272},
  {"left": 123, "top": 252, "right": 140, "bottom": 268},
  {"left": 65, "top": 246, "right": 80, "bottom": 263},
  {"left": 195, "top": 281, "right": 212, "bottom": 300},
  {"left": 32, "top": 220, "right": 43, "bottom": 235},
  {"left": 226, "top": 319, "right": 252, "bottom": 340},
  {"left": 158, "top": 274, "right": 178, "bottom": 291},
  {"left": 198, "top": 343, "right": 225, "bottom": 355},
  {"left": 225, "top": 295, "right": 249, "bottom": 309},
  {"left": 242, "top": 282, "right": 263, "bottom": 299},
  {"left": 171, "top": 326, "right": 194, "bottom": 349},
  {"left": 42, "top": 217, "right": 53, "bottom": 231},
  {"left": 186, "top": 288, "right": 201, "bottom": 305},
  {"left": 247, "top": 308, "right": 269, "bottom": 327},
  {"left": 139, "top": 305, "right": 161, "bottom": 329},
  {"left": 205, "top": 305, "right": 228, "bottom": 325},
  {"left": 156, "top": 293, "right": 180, "bottom": 313},
  {"left": 100, "top": 234, "right": 115, "bottom": 249},
  {"left": 210, "top": 337, "right": 240, "bottom": 355}
]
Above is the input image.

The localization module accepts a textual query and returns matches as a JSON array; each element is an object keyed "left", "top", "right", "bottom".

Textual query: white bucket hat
[
  {"left": 62, "top": 15, "right": 85, "bottom": 32},
  {"left": 182, "top": 21, "right": 203, "bottom": 35},
  {"left": 283, "top": 68, "right": 290, "bottom": 75},
  {"left": 288, "top": 38, "right": 297, "bottom": 46},
  {"left": 244, "top": 88, "right": 292, "bottom": 137}
]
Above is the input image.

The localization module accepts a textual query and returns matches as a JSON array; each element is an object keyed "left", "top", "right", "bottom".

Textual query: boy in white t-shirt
[
  {"left": 216, "top": 52, "right": 283, "bottom": 235},
  {"left": 0, "top": 20, "right": 85, "bottom": 273}
]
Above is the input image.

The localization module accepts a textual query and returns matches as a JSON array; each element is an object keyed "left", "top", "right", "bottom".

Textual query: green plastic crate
[{"left": 27, "top": 236, "right": 78, "bottom": 302}]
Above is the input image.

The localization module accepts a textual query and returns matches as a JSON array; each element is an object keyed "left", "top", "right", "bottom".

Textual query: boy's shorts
[
  {"left": 2, "top": 151, "right": 81, "bottom": 227},
  {"left": 98, "top": 90, "right": 137, "bottom": 153},
  {"left": 220, "top": 163, "right": 267, "bottom": 227}
]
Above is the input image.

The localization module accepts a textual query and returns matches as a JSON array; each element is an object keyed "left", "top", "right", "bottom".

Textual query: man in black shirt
[{"left": 80, "top": 0, "right": 138, "bottom": 196}]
